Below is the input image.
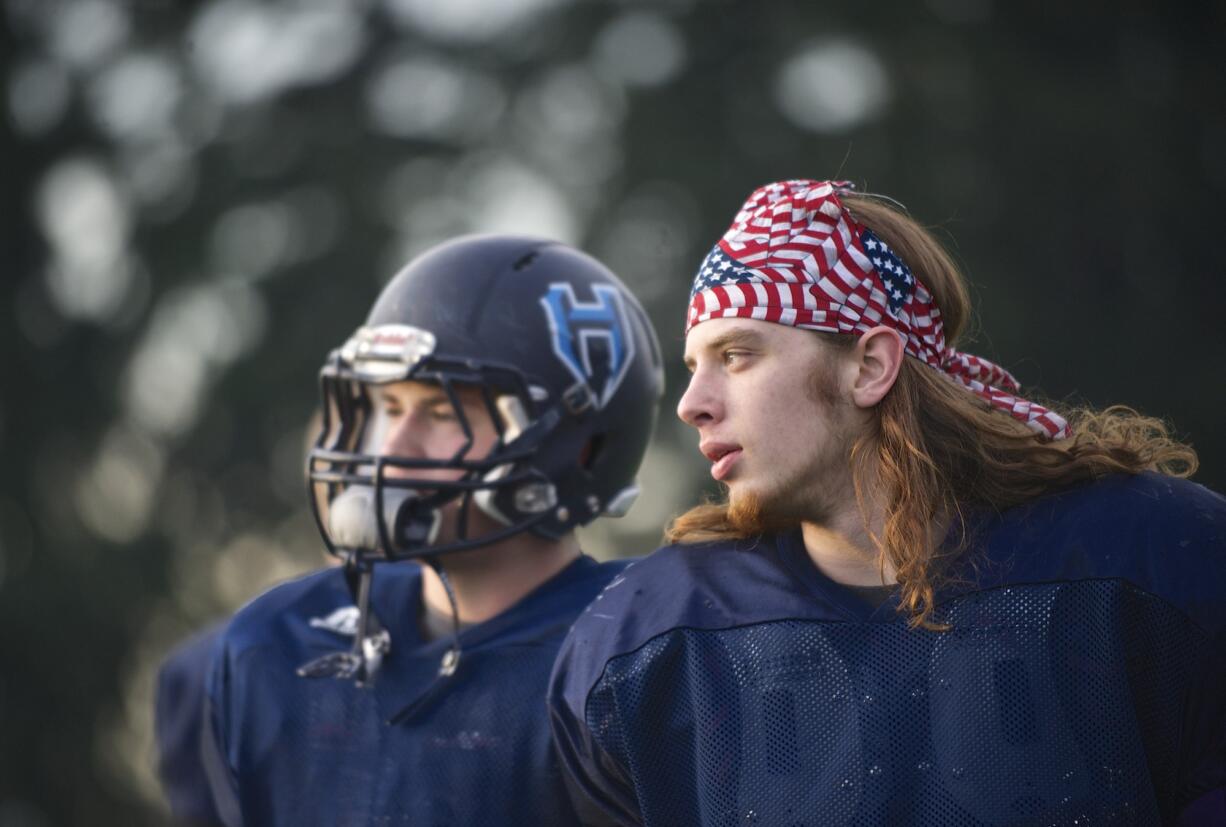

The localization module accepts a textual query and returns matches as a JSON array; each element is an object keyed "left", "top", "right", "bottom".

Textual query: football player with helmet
[{"left": 202, "top": 235, "right": 663, "bottom": 825}]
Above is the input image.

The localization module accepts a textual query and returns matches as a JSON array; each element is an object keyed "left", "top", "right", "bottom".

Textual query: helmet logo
[{"left": 540, "top": 282, "right": 636, "bottom": 409}]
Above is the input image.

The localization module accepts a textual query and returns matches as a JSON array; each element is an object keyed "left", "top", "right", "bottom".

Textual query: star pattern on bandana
[
  {"left": 691, "top": 244, "right": 755, "bottom": 302},
  {"left": 859, "top": 228, "right": 914, "bottom": 316}
]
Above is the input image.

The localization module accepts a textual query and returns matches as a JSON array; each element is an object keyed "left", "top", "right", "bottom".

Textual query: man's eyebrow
[
  {"left": 683, "top": 327, "right": 765, "bottom": 368},
  {"left": 376, "top": 389, "right": 450, "bottom": 407}
]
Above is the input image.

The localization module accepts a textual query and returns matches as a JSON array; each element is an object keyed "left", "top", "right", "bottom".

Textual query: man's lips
[
  {"left": 701, "top": 442, "right": 743, "bottom": 482},
  {"left": 711, "top": 450, "right": 742, "bottom": 481}
]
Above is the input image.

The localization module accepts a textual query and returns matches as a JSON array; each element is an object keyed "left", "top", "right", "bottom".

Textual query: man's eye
[
  {"left": 723, "top": 350, "right": 747, "bottom": 366},
  {"left": 429, "top": 407, "right": 458, "bottom": 422}
]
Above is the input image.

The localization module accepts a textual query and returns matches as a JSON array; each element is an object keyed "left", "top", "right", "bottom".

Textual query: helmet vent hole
[
  {"left": 580, "top": 434, "right": 606, "bottom": 470},
  {"left": 512, "top": 251, "right": 539, "bottom": 271}
]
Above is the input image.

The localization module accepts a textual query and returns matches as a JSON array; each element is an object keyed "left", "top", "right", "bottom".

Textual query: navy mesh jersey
[
  {"left": 549, "top": 475, "right": 1226, "bottom": 826},
  {"left": 207, "top": 554, "right": 629, "bottom": 827}
]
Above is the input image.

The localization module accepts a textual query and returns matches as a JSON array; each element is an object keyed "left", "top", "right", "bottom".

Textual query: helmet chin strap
[
  {"left": 297, "top": 486, "right": 445, "bottom": 687},
  {"left": 386, "top": 557, "right": 462, "bottom": 725},
  {"left": 426, "top": 560, "right": 462, "bottom": 678},
  {"left": 295, "top": 551, "right": 390, "bottom": 686}
]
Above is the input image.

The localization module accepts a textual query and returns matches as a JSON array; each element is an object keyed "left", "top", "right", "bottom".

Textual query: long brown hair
[{"left": 666, "top": 193, "right": 1197, "bottom": 629}]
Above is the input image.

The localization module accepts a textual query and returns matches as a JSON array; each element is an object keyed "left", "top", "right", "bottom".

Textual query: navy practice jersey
[
  {"left": 156, "top": 622, "right": 226, "bottom": 826},
  {"left": 206, "top": 554, "right": 629, "bottom": 827},
  {"left": 549, "top": 474, "right": 1226, "bottom": 826}
]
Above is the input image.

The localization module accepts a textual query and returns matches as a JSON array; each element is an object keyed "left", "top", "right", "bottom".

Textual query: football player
[
  {"left": 548, "top": 180, "right": 1226, "bottom": 825},
  {"left": 203, "top": 235, "right": 663, "bottom": 826}
]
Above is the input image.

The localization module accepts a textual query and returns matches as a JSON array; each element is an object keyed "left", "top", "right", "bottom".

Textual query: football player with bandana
[
  {"left": 548, "top": 180, "right": 1226, "bottom": 826},
  {"left": 201, "top": 235, "right": 663, "bottom": 826}
]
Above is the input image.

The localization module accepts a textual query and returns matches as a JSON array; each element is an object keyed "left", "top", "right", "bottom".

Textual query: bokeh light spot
[
  {"left": 73, "top": 426, "right": 165, "bottom": 544},
  {"left": 48, "top": 0, "right": 131, "bottom": 70},
  {"left": 123, "top": 283, "right": 267, "bottom": 437},
  {"left": 774, "top": 39, "right": 891, "bottom": 134},
  {"left": 383, "top": 0, "right": 565, "bottom": 44},
  {"left": 8, "top": 59, "right": 72, "bottom": 136},
  {"left": 36, "top": 158, "right": 136, "bottom": 323},
  {"left": 365, "top": 55, "right": 505, "bottom": 141},
  {"left": 189, "top": 1, "right": 365, "bottom": 104},
  {"left": 87, "top": 52, "right": 182, "bottom": 143},
  {"left": 592, "top": 11, "right": 687, "bottom": 88}
]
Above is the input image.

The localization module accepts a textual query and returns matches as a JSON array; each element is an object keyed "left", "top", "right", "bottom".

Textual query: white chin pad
[
  {"left": 328, "top": 486, "right": 381, "bottom": 550},
  {"left": 328, "top": 485, "right": 441, "bottom": 552}
]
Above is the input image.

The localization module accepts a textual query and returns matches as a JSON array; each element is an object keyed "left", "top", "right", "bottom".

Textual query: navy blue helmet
[{"left": 307, "top": 235, "right": 664, "bottom": 566}]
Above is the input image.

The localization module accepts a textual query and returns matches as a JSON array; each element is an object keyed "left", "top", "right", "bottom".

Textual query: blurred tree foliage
[{"left": 3, "top": 0, "right": 1224, "bottom": 823}]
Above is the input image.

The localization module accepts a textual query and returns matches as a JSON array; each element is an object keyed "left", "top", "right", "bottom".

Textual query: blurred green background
[{"left": 3, "top": 0, "right": 1225, "bottom": 824}]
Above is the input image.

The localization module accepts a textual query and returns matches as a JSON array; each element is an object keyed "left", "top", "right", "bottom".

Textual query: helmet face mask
[
  {"left": 306, "top": 235, "right": 664, "bottom": 566},
  {"left": 309, "top": 343, "right": 560, "bottom": 564}
]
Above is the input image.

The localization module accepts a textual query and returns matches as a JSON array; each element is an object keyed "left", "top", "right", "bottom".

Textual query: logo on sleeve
[
  {"left": 540, "top": 283, "right": 636, "bottom": 409},
  {"left": 308, "top": 606, "right": 359, "bottom": 637}
]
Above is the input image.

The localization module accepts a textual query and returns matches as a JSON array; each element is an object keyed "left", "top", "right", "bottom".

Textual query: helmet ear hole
[{"left": 579, "top": 434, "right": 606, "bottom": 471}]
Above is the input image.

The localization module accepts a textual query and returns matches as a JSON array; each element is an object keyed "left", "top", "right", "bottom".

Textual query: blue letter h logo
[{"left": 540, "top": 282, "right": 635, "bottom": 410}]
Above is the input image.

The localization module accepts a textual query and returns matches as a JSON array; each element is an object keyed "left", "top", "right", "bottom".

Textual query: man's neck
[
  {"left": 799, "top": 487, "right": 951, "bottom": 588},
  {"left": 800, "top": 513, "right": 897, "bottom": 588},
  {"left": 796, "top": 449, "right": 895, "bottom": 587},
  {"left": 418, "top": 532, "right": 581, "bottom": 637}
]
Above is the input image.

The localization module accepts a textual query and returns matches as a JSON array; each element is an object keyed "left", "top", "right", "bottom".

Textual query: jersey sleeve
[
  {"left": 545, "top": 546, "right": 758, "bottom": 826},
  {"left": 154, "top": 623, "right": 226, "bottom": 826},
  {"left": 1175, "top": 625, "right": 1226, "bottom": 825},
  {"left": 201, "top": 630, "right": 245, "bottom": 827},
  {"left": 548, "top": 628, "right": 642, "bottom": 826},
  {"left": 1157, "top": 480, "right": 1226, "bottom": 822}
]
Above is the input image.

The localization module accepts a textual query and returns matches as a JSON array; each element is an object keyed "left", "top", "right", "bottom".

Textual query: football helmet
[{"left": 307, "top": 234, "right": 664, "bottom": 567}]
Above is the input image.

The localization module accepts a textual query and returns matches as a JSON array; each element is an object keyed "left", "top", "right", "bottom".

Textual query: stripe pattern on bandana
[{"left": 687, "top": 179, "right": 1069, "bottom": 440}]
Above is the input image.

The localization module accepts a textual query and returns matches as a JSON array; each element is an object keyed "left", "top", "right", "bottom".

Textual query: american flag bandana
[{"left": 688, "top": 179, "right": 1069, "bottom": 440}]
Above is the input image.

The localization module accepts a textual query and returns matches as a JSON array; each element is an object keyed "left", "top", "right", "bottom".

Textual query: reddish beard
[
  {"left": 726, "top": 488, "right": 770, "bottom": 536},
  {"left": 726, "top": 487, "right": 814, "bottom": 536}
]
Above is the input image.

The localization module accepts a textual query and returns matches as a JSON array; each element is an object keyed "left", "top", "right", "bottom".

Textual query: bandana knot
[{"left": 688, "top": 179, "right": 1069, "bottom": 441}]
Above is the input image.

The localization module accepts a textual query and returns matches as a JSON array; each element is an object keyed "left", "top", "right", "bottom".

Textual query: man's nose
[
  {"left": 380, "top": 413, "right": 426, "bottom": 461},
  {"left": 676, "top": 370, "right": 720, "bottom": 428}
]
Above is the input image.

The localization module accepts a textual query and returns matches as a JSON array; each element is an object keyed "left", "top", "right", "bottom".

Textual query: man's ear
[{"left": 850, "top": 326, "right": 905, "bottom": 409}]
